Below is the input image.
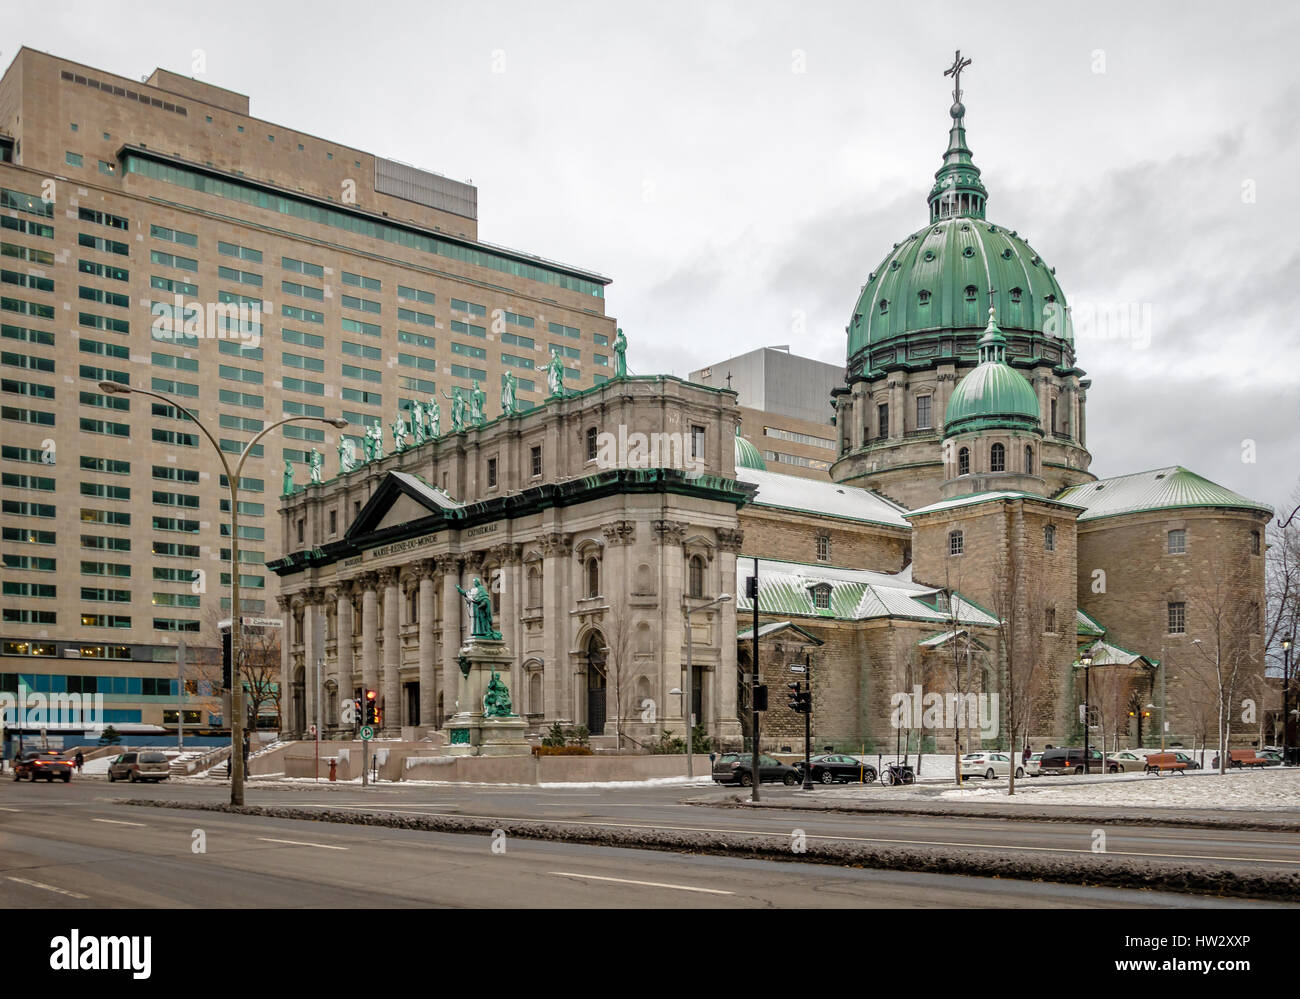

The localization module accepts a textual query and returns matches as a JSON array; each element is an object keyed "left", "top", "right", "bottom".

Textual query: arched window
[
  {"left": 1044, "top": 524, "right": 1056, "bottom": 552},
  {"left": 958, "top": 446, "right": 970, "bottom": 476},
  {"left": 964, "top": 285, "right": 978, "bottom": 302},
  {"left": 585, "top": 557, "right": 600, "bottom": 598},
  {"left": 990, "top": 443, "right": 1006, "bottom": 472},
  {"left": 879, "top": 299, "right": 889, "bottom": 315},
  {"left": 1010, "top": 287, "right": 1023, "bottom": 304},
  {"left": 949, "top": 530, "right": 964, "bottom": 556},
  {"left": 528, "top": 671, "right": 543, "bottom": 715},
  {"left": 527, "top": 565, "right": 542, "bottom": 607},
  {"left": 917, "top": 290, "right": 931, "bottom": 306},
  {"left": 585, "top": 425, "right": 599, "bottom": 462},
  {"left": 1025, "top": 444, "right": 1033, "bottom": 474},
  {"left": 688, "top": 555, "right": 704, "bottom": 598}
]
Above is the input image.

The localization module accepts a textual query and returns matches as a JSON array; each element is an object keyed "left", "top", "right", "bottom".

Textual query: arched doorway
[{"left": 585, "top": 632, "right": 607, "bottom": 736}]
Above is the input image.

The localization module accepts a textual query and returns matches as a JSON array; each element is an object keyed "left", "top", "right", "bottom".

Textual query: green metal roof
[
  {"left": 943, "top": 311, "right": 1041, "bottom": 434},
  {"left": 1076, "top": 607, "right": 1107, "bottom": 638},
  {"left": 846, "top": 82, "right": 1070, "bottom": 364},
  {"left": 1056, "top": 466, "right": 1273, "bottom": 522},
  {"left": 734, "top": 427, "right": 767, "bottom": 471}
]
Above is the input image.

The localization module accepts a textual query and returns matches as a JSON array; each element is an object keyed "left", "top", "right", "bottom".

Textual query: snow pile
[{"left": 1007, "top": 768, "right": 1300, "bottom": 810}]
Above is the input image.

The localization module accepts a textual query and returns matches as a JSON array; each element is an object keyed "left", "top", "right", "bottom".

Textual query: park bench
[
  {"left": 1143, "top": 753, "right": 1187, "bottom": 775},
  {"left": 1212, "top": 749, "right": 1270, "bottom": 769}
]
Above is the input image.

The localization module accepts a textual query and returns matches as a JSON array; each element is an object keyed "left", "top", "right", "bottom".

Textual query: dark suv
[
  {"left": 1038, "top": 747, "right": 1105, "bottom": 775},
  {"left": 13, "top": 750, "right": 73, "bottom": 782},
  {"left": 712, "top": 753, "right": 800, "bottom": 786}
]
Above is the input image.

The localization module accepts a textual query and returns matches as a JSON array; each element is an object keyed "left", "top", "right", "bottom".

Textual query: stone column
[
  {"left": 601, "top": 520, "right": 635, "bottom": 739},
  {"left": 379, "top": 566, "right": 401, "bottom": 735},
  {"left": 302, "top": 588, "right": 323, "bottom": 736},
  {"left": 359, "top": 572, "right": 379, "bottom": 705},
  {"left": 275, "top": 594, "right": 293, "bottom": 736},
  {"left": 334, "top": 585, "right": 354, "bottom": 733},
  {"left": 715, "top": 527, "right": 744, "bottom": 741},
  {"left": 654, "top": 520, "right": 688, "bottom": 729},
  {"left": 540, "top": 531, "right": 573, "bottom": 721},
  {"left": 889, "top": 377, "right": 905, "bottom": 438},
  {"left": 492, "top": 543, "right": 524, "bottom": 711},
  {"left": 417, "top": 559, "right": 436, "bottom": 728},
  {"left": 438, "top": 554, "right": 462, "bottom": 723}
]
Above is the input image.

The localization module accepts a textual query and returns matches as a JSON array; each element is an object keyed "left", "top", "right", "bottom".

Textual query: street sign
[
  {"left": 244, "top": 616, "right": 283, "bottom": 629},
  {"left": 788, "top": 664, "right": 807, "bottom": 674},
  {"left": 359, "top": 725, "right": 374, "bottom": 741},
  {"left": 308, "top": 724, "right": 317, "bottom": 736}
]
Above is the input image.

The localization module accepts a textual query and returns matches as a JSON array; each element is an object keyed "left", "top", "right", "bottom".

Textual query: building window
[
  {"left": 1025, "top": 444, "right": 1033, "bottom": 474},
  {"left": 296, "top": 518, "right": 305, "bottom": 544},
  {"left": 949, "top": 530, "right": 964, "bottom": 556},
  {"left": 1044, "top": 524, "right": 1056, "bottom": 551},
  {"left": 1251, "top": 531, "right": 1261, "bottom": 555},
  {"left": 1050, "top": 398, "right": 1058, "bottom": 432},
  {"left": 879, "top": 299, "right": 889, "bottom": 315},
  {"left": 527, "top": 566, "right": 542, "bottom": 607},
  {"left": 1044, "top": 606, "right": 1056, "bottom": 633},
  {"left": 328, "top": 509, "right": 337, "bottom": 535},
  {"left": 1010, "top": 287, "right": 1022, "bottom": 304},
  {"left": 1167, "top": 529, "right": 1186, "bottom": 555},
  {"left": 1167, "top": 601, "right": 1186, "bottom": 635},
  {"left": 990, "top": 442, "right": 1006, "bottom": 472},
  {"left": 918, "top": 290, "right": 931, "bottom": 306},
  {"left": 691, "top": 424, "right": 705, "bottom": 460},
  {"left": 958, "top": 447, "right": 970, "bottom": 476},
  {"left": 487, "top": 457, "right": 498, "bottom": 489},
  {"left": 816, "top": 534, "right": 830, "bottom": 562},
  {"left": 530, "top": 445, "right": 542, "bottom": 478},
  {"left": 916, "top": 395, "right": 932, "bottom": 430},
  {"left": 585, "top": 426, "right": 599, "bottom": 462},
  {"left": 586, "top": 557, "right": 600, "bottom": 599},
  {"left": 810, "top": 583, "right": 831, "bottom": 610},
  {"left": 689, "top": 555, "right": 704, "bottom": 598},
  {"left": 877, "top": 403, "right": 889, "bottom": 439}
]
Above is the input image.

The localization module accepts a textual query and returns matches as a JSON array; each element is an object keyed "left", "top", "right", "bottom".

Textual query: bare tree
[
  {"left": 602, "top": 604, "right": 637, "bottom": 751},
  {"left": 203, "top": 605, "right": 281, "bottom": 733},
  {"left": 1187, "top": 570, "right": 1261, "bottom": 774},
  {"left": 1265, "top": 489, "right": 1300, "bottom": 747}
]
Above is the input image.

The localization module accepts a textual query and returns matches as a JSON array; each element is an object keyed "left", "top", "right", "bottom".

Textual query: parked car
[
  {"left": 712, "top": 753, "right": 800, "bottom": 786},
  {"left": 1255, "top": 749, "right": 1284, "bottom": 766},
  {"left": 107, "top": 751, "right": 171, "bottom": 783},
  {"left": 13, "top": 750, "right": 73, "bottom": 782},
  {"left": 793, "top": 754, "right": 877, "bottom": 785},
  {"left": 1023, "top": 752, "right": 1043, "bottom": 776},
  {"left": 1038, "top": 747, "right": 1106, "bottom": 775},
  {"left": 1171, "top": 751, "right": 1202, "bottom": 770},
  {"left": 1106, "top": 751, "right": 1151, "bottom": 773},
  {"left": 959, "top": 751, "right": 1021, "bottom": 780}
]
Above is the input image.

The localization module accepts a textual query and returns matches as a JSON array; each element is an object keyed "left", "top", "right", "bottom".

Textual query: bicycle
[{"left": 880, "top": 763, "right": 915, "bottom": 786}]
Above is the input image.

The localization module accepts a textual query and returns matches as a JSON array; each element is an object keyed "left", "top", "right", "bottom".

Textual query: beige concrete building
[{"left": 0, "top": 47, "right": 616, "bottom": 740}]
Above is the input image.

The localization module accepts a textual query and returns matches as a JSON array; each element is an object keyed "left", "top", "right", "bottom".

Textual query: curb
[{"left": 120, "top": 798, "right": 1300, "bottom": 902}]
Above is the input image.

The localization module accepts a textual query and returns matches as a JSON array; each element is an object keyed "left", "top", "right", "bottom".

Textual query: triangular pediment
[{"left": 345, "top": 471, "right": 460, "bottom": 546}]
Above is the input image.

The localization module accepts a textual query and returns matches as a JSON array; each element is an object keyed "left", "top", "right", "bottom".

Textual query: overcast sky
[{"left": 11, "top": 1, "right": 1299, "bottom": 512}]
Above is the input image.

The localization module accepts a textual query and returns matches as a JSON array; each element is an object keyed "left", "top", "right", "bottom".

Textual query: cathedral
[{"left": 273, "top": 57, "right": 1270, "bottom": 754}]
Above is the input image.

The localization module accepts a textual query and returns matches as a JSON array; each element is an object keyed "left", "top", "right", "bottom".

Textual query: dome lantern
[{"left": 927, "top": 50, "right": 988, "bottom": 223}]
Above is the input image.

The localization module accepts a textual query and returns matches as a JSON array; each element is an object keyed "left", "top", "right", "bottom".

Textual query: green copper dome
[
  {"left": 944, "top": 310, "right": 1041, "bottom": 434},
  {"left": 735, "top": 427, "right": 767, "bottom": 471},
  {"left": 846, "top": 72, "right": 1070, "bottom": 364}
]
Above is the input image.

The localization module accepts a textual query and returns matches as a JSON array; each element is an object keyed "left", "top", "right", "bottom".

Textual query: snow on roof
[
  {"left": 736, "top": 557, "right": 998, "bottom": 627},
  {"left": 1056, "top": 466, "right": 1271, "bottom": 522},
  {"left": 391, "top": 470, "right": 462, "bottom": 510},
  {"left": 906, "top": 491, "right": 1084, "bottom": 517},
  {"left": 738, "top": 466, "right": 909, "bottom": 528}
]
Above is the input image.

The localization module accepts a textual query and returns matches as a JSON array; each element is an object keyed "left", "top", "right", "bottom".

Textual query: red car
[{"left": 13, "top": 750, "right": 73, "bottom": 782}]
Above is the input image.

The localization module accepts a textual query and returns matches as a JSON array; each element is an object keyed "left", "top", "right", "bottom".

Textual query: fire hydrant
[{"left": 328, "top": 759, "right": 338, "bottom": 782}]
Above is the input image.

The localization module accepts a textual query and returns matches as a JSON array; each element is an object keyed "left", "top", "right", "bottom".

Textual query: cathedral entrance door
[{"left": 586, "top": 634, "right": 607, "bottom": 736}]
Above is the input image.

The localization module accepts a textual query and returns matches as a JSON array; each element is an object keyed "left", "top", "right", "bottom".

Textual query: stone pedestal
[{"left": 445, "top": 637, "right": 530, "bottom": 756}]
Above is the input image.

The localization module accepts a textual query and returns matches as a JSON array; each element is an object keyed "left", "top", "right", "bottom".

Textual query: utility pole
[
  {"left": 177, "top": 640, "right": 186, "bottom": 752},
  {"left": 750, "top": 557, "right": 760, "bottom": 802},
  {"left": 1283, "top": 636, "right": 1293, "bottom": 765}
]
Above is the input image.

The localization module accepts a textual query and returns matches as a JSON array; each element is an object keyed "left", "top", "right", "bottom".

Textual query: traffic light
[
  {"left": 752, "top": 684, "right": 768, "bottom": 712},
  {"left": 221, "top": 628, "right": 232, "bottom": 691},
  {"left": 364, "top": 689, "right": 377, "bottom": 725},
  {"left": 786, "top": 681, "right": 811, "bottom": 714}
]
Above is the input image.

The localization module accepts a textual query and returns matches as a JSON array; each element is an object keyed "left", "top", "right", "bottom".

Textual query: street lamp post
[
  {"left": 1079, "top": 650, "right": 1093, "bottom": 772},
  {"left": 98, "top": 380, "right": 346, "bottom": 806},
  {"left": 1279, "top": 635, "right": 1293, "bottom": 762},
  {"left": 682, "top": 593, "right": 731, "bottom": 779}
]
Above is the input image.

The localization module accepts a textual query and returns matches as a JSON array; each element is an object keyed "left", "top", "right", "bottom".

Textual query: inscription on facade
[
  {"left": 367, "top": 534, "right": 438, "bottom": 560},
  {"left": 465, "top": 523, "right": 499, "bottom": 540}
]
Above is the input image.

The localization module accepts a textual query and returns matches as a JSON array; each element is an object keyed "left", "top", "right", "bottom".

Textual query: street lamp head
[
  {"left": 1284, "top": 635, "right": 1293, "bottom": 652},
  {"left": 327, "top": 417, "right": 349, "bottom": 429},
  {"left": 717, "top": 593, "right": 733, "bottom": 603},
  {"left": 97, "top": 380, "right": 128, "bottom": 394},
  {"left": 668, "top": 687, "right": 683, "bottom": 696},
  {"left": 1080, "top": 652, "right": 1092, "bottom": 668},
  {"left": 1192, "top": 638, "right": 1202, "bottom": 646}
]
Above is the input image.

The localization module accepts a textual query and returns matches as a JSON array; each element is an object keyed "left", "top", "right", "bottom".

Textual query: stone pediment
[{"left": 345, "top": 471, "right": 459, "bottom": 546}]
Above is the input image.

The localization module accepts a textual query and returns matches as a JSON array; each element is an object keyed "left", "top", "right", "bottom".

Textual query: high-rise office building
[{"left": 0, "top": 47, "right": 616, "bottom": 739}]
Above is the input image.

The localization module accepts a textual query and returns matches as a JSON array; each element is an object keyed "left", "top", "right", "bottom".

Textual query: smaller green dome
[
  {"left": 944, "top": 310, "right": 1041, "bottom": 435},
  {"left": 735, "top": 427, "right": 767, "bottom": 471}
]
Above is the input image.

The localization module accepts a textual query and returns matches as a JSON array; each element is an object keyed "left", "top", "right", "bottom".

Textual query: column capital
[
  {"left": 413, "top": 556, "right": 439, "bottom": 581},
  {"left": 601, "top": 519, "right": 637, "bottom": 546},
  {"left": 715, "top": 527, "right": 745, "bottom": 553},
  {"left": 302, "top": 586, "right": 327, "bottom": 606},
  {"left": 376, "top": 566, "right": 401, "bottom": 589},
  {"left": 435, "top": 553, "right": 461, "bottom": 576},
  {"left": 354, "top": 570, "right": 379, "bottom": 591},
  {"left": 539, "top": 531, "right": 573, "bottom": 557},
  {"left": 652, "top": 519, "right": 688, "bottom": 546},
  {"left": 488, "top": 542, "right": 523, "bottom": 565},
  {"left": 274, "top": 594, "right": 292, "bottom": 612}
]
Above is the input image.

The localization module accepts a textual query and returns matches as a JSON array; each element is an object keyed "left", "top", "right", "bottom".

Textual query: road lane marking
[
  {"left": 549, "top": 871, "right": 732, "bottom": 895},
  {"left": 91, "top": 818, "right": 146, "bottom": 827},
  {"left": 0, "top": 806, "right": 20, "bottom": 812},
  {"left": 295, "top": 804, "right": 1300, "bottom": 866},
  {"left": 5, "top": 876, "right": 88, "bottom": 899},
  {"left": 258, "top": 837, "right": 348, "bottom": 850}
]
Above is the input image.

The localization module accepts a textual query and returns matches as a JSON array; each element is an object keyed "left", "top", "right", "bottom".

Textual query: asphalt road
[{"left": 1, "top": 778, "right": 1296, "bottom": 907}]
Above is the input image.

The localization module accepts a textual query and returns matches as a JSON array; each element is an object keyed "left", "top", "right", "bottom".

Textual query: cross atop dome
[
  {"left": 943, "top": 49, "right": 971, "bottom": 104},
  {"left": 928, "top": 48, "right": 988, "bottom": 223}
]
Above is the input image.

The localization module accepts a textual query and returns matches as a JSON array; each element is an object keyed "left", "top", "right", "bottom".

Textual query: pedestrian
[
  {"left": 1022, "top": 741, "right": 1031, "bottom": 768},
  {"left": 74, "top": 750, "right": 84, "bottom": 774}
]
